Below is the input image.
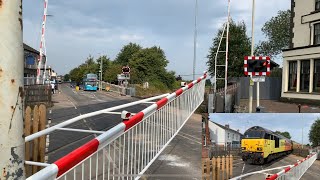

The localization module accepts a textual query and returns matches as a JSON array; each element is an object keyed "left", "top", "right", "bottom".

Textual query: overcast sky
[
  {"left": 209, "top": 113, "right": 320, "bottom": 144},
  {"left": 23, "top": 0, "right": 290, "bottom": 78}
]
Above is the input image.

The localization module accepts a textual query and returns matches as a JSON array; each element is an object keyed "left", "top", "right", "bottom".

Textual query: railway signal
[
  {"left": 122, "top": 66, "right": 130, "bottom": 74},
  {"left": 244, "top": 56, "right": 271, "bottom": 76}
]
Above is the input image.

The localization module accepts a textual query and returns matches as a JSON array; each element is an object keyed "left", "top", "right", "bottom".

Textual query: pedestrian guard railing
[
  {"left": 230, "top": 152, "right": 318, "bottom": 180},
  {"left": 26, "top": 72, "right": 207, "bottom": 180},
  {"left": 266, "top": 152, "right": 318, "bottom": 180}
]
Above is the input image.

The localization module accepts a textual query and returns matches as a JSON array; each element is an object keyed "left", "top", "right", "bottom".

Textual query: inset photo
[{"left": 202, "top": 113, "right": 320, "bottom": 180}]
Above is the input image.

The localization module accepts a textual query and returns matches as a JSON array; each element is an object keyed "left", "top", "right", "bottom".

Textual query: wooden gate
[
  {"left": 24, "top": 104, "right": 47, "bottom": 177},
  {"left": 202, "top": 155, "right": 233, "bottom": 180}
]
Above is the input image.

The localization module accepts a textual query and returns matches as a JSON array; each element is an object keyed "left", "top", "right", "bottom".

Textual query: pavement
[
  {"left": 232, "top": 154, "right": 320, "bottom": 180},
  {"left": 143, "top": 114, "right": 202, "bottom": 180},
  {"left": 239, "top": 99, "right": 320, "bottom": 113}
]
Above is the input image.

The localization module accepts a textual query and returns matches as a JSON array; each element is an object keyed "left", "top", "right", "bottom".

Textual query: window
[
  {"left": 314, "top": 23, "right": 320, "bottom": 45},
  {"left": 314, "top": 60, "right": 320, "bottom": 92},
  {"left": 288, "top": 61, "right": 297, "bottom": 91},
  {"left": 300, "top": 60, "right": 310, "bottom": 92},
  {"left": 228, "top": 133, "right": 230, "bottom": 139},
  {"left": 232, "top": 134, "right": 234, "bottom": 139},
  {"left": 316, "top": 0, "right": 320, "bottom": 11}
]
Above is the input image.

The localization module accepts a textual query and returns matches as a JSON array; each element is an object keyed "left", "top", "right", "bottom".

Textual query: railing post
[{"left": 0, "top": 0, "right": 25, "bottom": 179}]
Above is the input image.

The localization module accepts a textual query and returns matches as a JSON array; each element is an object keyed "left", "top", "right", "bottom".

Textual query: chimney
[
  {"left": 225, "top": 124, "right": 230, "bottom": 128},
  {"left": 237, "top": 129, "right": 239, "bottom": 132}
]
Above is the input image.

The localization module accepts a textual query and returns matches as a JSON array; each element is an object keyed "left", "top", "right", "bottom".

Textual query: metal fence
[
  {"left": 210, "top": 83, "right": 240, "bottom": 113},
  {"left": 233, "top": 77, "right": 282, "bottom": 100},
  {"left": 230, "top": 152, "right": 318, "bottom": 180},
  {"left": 27, "top": 73, "right": 207, "bottom": 180},
  {"left": 266, "top": 152, "right": 318, "bottom": 180}
]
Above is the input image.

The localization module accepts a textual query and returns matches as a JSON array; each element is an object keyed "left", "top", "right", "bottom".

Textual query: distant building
[
  {"left": 24, "top": 43, "right": 54, "bottom": 85},
  {"left": 281, "top": 0, "right": 320, "bottom": 101},
  {"left": 24, "top": 43, "right": 45, "bottom": 78},
  {"left": 208, "top": 121, "right": 243, "bottom": 148}
]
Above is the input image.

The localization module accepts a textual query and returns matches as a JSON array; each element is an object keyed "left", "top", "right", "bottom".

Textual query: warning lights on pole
[
  {"left": 122, "top": 66, "right": 130, "bottom": 74},
  {"left": 244, "top": 56, "right": 271, "bottom": 76}
]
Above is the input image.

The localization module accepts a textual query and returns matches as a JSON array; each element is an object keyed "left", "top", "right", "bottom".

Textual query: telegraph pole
[
  {"left": 0, "top": 0, "right": 25, "bottom": 178},
  {"left": 249, "top": 0, "right": 255, "bottom": 113}
]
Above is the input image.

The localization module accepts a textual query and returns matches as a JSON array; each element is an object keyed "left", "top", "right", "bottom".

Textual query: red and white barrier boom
[
  {"left": 266, "top": 153, "right": 318, "bottom": 180},
  {"left": 27, "top": 72, "right": 207, "bottom": 180}
]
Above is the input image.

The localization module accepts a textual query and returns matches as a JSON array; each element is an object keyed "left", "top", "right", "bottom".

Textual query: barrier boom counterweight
[{"left": 0, "top": 0, "right": 25, "bottom": 179}]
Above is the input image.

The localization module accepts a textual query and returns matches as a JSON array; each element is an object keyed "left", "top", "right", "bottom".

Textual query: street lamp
[
  {"left": 193, "top": 0, "right": 198, "bottom": 80},
  {"left": 249, "top": 0, "right": 256, "bottom": 113}
]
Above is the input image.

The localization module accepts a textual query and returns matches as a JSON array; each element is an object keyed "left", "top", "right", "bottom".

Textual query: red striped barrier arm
[
  {"left": 27, "top": 72, "right": 207, "bottom": 179},
  {"left": 266, "top": 153, "right": 316, "bottom": 180}
]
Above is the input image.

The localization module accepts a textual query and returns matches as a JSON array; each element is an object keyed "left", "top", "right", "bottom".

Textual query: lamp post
[
  {"left": 249, "top": 0, "right": 255, "bottom": 113},
  {"left": 193, "top": 0, "right": 198, "bottom": 80}
]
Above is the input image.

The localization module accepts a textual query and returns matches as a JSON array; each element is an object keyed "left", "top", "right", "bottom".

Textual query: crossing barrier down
[
  {"left": 266, "top": 152, "right": 318, "bottom": 180},
  {"left": 27, "top": 72, "right": 207, "bottom": 180}
]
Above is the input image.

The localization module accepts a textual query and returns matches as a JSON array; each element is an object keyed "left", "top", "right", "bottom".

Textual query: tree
[
  {"left": 309, "top": 118, "right": 320, "bottom": 147},
  {"left": 63, "top": 74, "right": 70, "bottom": 82},
  {"left": 104, "top": 62, "right": 122, "bottom": 83},
  {"left": 255, "top": 10, "right": 291, "bottom": 57},
  {"left": 129, "top": 46, "right": 175, "bottom": 89},
  {"left": 207, "top": 20, "right": 251, "bottom": 88},
  {"left": 275, "top": 131, "right": 291, "bottom": 139},
  {"left": 114, "top": 43, "right": 142, "bottom": 66},
  {"left": 97, "top": 55, "right": 111, "bottom": 81}
]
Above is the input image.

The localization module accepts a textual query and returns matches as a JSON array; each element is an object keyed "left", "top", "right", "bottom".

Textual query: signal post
[{"left": 0, "top": 0, "right": 25, "bottom": 178}]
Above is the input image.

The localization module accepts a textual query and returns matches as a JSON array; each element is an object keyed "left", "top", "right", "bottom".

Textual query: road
[
  {"left": 232, "top": 154, "right": 320, "bottom": 179},
  {"left": 46, "top": 83, "right": 148, "bottom": 162}
]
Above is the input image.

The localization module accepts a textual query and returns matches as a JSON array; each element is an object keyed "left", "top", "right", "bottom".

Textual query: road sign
[
  {"left": 117, "top": 74, "right": 130, "bottom": 80},
  {"left": 252, "top": 76, "right": 265, "bottom": 82},
  {"left": 244, "top": 56, "right": 271, "bottom": 76},
  {"left": 249, "top": 78, "right": 254, "bottom": 86}
]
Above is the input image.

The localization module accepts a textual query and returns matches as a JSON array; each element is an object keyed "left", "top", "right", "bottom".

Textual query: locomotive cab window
[
  {"left": 264, "top": 133, "right": 271, "bottom": 139},
  {"left": 275, "top": 137, "right": 280, "bottom": 148}
]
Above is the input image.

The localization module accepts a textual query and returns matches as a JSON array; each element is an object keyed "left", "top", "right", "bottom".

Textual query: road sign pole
[
  {"left": 249, "top": 76, "right": 253, "bottom": 113},
  {"left": 0, "top": 0, "right": 25, "bottom": 178},
  {"left": 257, "top": 81, "right": 260, "bottom": 107}
]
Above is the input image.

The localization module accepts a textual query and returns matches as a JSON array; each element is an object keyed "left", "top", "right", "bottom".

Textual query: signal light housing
[{"left": 121, "top": 110, "right": 131, "bottom": 120}]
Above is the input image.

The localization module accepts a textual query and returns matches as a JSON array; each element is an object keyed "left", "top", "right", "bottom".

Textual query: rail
[{"left": 27, "top": 72, "right": 207, "bottom": 179}]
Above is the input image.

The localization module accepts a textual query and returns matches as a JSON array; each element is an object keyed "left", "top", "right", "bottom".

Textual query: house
[
  {"left": 208, "top": 121, "right": 243, "bottom": 148},
  {"left": 24, "top": 43, "right": 53, "bottom": 85},
  {"left": 281, "top": 0, "right": 320, "bottom": 101}
]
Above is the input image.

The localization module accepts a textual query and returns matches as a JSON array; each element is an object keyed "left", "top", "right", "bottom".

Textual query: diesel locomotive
[{"left": 241, "top": 126, "right": 293, "bottom": 164}]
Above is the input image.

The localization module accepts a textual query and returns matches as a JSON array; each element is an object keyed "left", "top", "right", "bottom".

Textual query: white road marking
[{"left": 241, "top": 163, "right": 246, "bottom": 176}]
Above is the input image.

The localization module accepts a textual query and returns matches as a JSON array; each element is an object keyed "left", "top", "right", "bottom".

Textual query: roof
[
  {"left": 245, "top": 126, "right": 290, "bottom": 140},
  {"left": 23, "top": 43, "right": 46, "bottom": 57},
  {"left": 209, "top": 120, "right": 243, "bottom": 135}
]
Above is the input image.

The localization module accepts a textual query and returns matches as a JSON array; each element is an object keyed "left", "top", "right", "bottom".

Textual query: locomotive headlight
[{"left": 257, "top": 147, "right": 262, "bottom": 151}]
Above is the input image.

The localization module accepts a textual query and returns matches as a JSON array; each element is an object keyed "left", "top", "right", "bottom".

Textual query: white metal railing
[
  {"left": 266, "top": 152, "right": 318, "bottom": 180},
  {"left": 230, "top": 152, "right": 318, "bottom": 180},
  {"left": 27, "top": 73, "right": 207, "bottom": 180}
]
